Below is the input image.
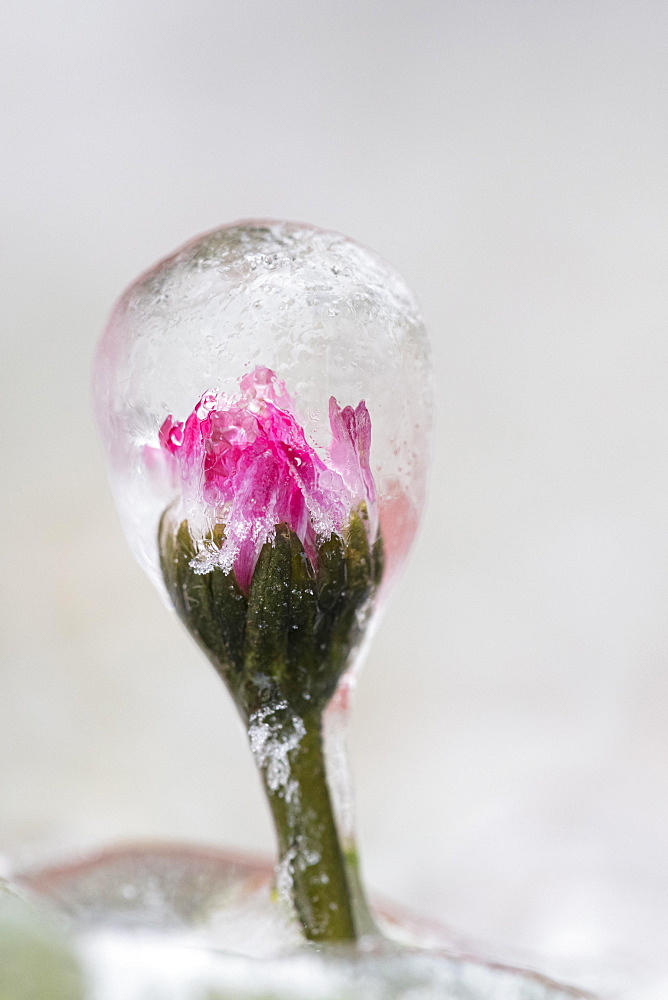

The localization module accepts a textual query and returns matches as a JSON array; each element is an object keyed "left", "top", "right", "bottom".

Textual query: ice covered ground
[{"left": 5, "top": 843, "right": 588, "bottom": 1000}]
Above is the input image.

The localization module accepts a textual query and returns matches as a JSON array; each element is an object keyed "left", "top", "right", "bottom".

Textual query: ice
[
  {"left": 248, "top": 703, "right": 305, "bottom": 800},
  {"left": 322, "top": 686, "right": 357, "bottom": 845},
  {"left": 79, "top": 936, "right": 588, "bottom": 1000},
  {"left": 12, "top": 845, "right": 590, "bottom": 1000},
  {"left": 93, "top": 221, "right": 433, "bottom": 606}
]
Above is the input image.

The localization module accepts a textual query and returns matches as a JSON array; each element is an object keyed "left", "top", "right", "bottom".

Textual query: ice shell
[{"left": 93, "top": 220, "right": 432, "bottom": 601}]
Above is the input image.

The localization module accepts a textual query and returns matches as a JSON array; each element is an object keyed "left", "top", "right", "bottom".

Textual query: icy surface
[
  {"left": 15, "top": 845, "right": 589, "bottom": 1000},
  {"left": 93, "top": 221, "right": 432, "bottom": 600},
  {"left": 80, "top": 933, "right": 588, "bottom": 1000}
]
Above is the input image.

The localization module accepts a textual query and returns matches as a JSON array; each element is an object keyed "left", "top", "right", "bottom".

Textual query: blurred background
[{"left": 1, "top": 2, "right": 667, "bottom": 995}]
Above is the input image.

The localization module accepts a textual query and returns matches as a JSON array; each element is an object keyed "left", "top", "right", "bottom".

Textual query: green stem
[{"left": 253, "top": 708, "right": 357, "bottom": 943}]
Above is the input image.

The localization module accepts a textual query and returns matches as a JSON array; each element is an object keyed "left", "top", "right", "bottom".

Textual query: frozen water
[
  {"left": 248, "top": 702, "right": 305, "bottom": 801},
  {"left": 79, "top": 935, "right": 590, "bottom": 1000},
  {"left": 13, "top": 845, "right": 590, "bottom": 1000},
  {"left": 93, "top": 221, "right": 433, "bottom": 603}
]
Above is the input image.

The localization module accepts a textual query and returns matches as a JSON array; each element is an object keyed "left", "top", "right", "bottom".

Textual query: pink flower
[{"left": 160, "top": 367, "right": 377, "bottom": 592}]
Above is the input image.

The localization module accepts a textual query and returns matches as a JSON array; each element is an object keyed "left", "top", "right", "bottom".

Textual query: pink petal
[{"left": 159, "top": 368, "right": 378, "bottom": 591}]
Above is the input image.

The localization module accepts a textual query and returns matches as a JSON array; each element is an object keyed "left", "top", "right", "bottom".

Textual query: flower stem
[{"left": 254, "top": 708, "right": 357, "bottom": 943}]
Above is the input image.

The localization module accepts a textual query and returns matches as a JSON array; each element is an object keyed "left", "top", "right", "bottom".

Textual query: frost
[
  {"left": 274, "top": 837, "right": 323, "bottom": 922},
  {"left": 274, "top": 846, "right": 296, "bottom": 907},
  {"left": 248, "top": 703, "right": 306, "bottom": 798}
]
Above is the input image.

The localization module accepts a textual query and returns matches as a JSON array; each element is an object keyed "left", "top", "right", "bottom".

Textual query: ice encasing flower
[
  {"left": 94, "top": 220, "right": 432, "bottom": 946},
  {"left": 158, "top": 366, "right": 377, "bottom": 594}
]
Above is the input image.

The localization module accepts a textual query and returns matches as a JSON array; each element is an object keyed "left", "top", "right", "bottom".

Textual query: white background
[{"left": 1, "top": 2, "right": 668, "bottom": 994}]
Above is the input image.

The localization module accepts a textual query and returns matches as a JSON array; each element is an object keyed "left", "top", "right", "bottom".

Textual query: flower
[
  {"left": 157, "top": 362, "right": 384, "bottom": 731},
  {"left": 159, "top": 366, "right": 377, "bottom": 593}
]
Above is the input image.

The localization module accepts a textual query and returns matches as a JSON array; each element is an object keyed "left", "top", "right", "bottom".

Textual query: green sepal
[
  {"left": 285, "top": 531, "right": 319, "bottom": 704},
  {"left": 316, "top": 533, "right": 347, "bottom": 611},
  {"left": 314, "top": 509, "right": 383, "bottom": 684},
  {"left": 158, "top": 508, "right": 384, "bottom": 719},
  {"left": 159, "top": 514, "right": 248, "bottom": 698},
  {"left": 242, "top": 524, "right": 292, "bottom": 716}
]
